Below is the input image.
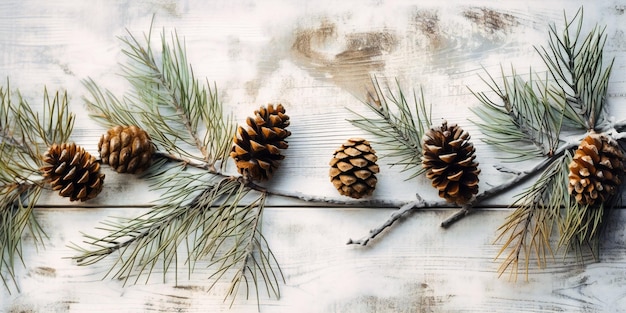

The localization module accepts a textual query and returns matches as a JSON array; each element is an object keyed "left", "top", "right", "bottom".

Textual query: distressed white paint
[{"left": 1, "top": 0, "right": 626, "bottom": 312}]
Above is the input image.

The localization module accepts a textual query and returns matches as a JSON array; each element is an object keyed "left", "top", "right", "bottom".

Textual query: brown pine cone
[
  {"left": 421, "top": 121, "right": 480, "bottom": 204},
  {"left": 230, "top": 104, "right": 291, "bottom": 181},
  {"left": 568, "top": 132, "right": 625, "bottom": 205},
  {"left": 98, "top": 125, "right": 155, "bottom": 174},
  {"left": 41, "top": 143, "right": 105, "bottom": 202},
  {"left": 329, "top": 138, "right": 379, "bottom": 199}
]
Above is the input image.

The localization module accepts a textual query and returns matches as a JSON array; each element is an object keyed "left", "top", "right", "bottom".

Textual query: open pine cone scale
[
  {"left": 568, "top": 132, "right": 625, "bottom": 205},
  {"left": 41, "top": 143, "right": 105, "bottom": 202},
  {"left": 231, "top": 104, "right": 291, "bottom": 181},
  {"left": 421, "top": 121, "right": 480, "bottom": 204}
]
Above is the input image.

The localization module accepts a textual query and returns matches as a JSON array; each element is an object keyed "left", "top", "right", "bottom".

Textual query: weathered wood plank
[
  {"left": 1, "top": 0, "right": 625, "bottom": 207},
  {"left": 2, "top": 1, "right": 626, "bottom": 312},
  {"left": 2, "top": 207, "right": 626, "bottom": 312}
]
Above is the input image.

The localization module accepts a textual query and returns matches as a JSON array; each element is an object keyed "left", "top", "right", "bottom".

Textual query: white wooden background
[{"left": 2, "top": 0, "right": 626, "bottom": 312}]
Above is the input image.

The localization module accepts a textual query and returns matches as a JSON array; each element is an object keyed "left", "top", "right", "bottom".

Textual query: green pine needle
[
  {"left": 470, "top": 66, "right": 563, "bottom": 161},
  {"left": 495, "top": 152, "right": 569, "bottom": 279},
  {"left": 537, "top": 7, "right": 613, "bottom": 130},
  {"left": 71, "top": 165, "right": 283, "bottom": 306},
  {"left": 0, "top": 81, "right": 73, "bottom": 292},
  {"left": 78, "top": 20, "right": 281, "bottom": 305},
  {"left": 349, "top": 77, "right": 432, "bottom": 180},
  {"left": 84, "top": 20, "right": 235, "bottom": 172},
  {"left": 487, "top": 7, "right": 616, "bottom": 278}
]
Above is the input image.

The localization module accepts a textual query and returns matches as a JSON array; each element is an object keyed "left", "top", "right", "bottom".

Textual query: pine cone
[
  {"left": 568, "top": 132, "right": 625, "bottom": 205},
  {"left": 98, "top": 125, "right": 155, "bottom": 174},
  {"left": 230, "top": 104, "right": 291, "bottom": 181},
  {"left": 329, "top": 138, "right": 379, "bottom": 199},
  {"left": 41, "top": 143, "right": 105, "bottom": 202},
  {"left": 421, "top": 121, "right": 480, "bottom": 204}
]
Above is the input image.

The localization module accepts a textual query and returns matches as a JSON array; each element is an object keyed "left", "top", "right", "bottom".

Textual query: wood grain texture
[
  {"left": 1, "top": 0, "right": 626, "bottom": 312},
  {"left": 3, "top": 207, "right": 626, "bottom": 313}
]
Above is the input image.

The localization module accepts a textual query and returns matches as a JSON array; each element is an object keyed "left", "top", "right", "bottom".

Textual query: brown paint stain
[
  {"left": 463, "top": 7, "right": 518, "bottom": 34},
  {"left": 32, "top": 266, "right": 57, "bottom": 278},
  {"left": 174, "top": 285, "right": 205, "bottom": 291},
  {"left": 326, "top": 282, "right": 448, "bottom": 313},
  {"left": 292, "top": 21, "right": 337, "bottom": 60},
  {"left": 412, "top": 9, "right": 443, "bottom": 48},
  {"left": 291, "top": 21, "right": 397, "bottom": 97}
]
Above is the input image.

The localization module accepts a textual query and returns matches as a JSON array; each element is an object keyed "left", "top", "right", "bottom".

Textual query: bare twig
[
  {"left": 155, "top": 151, "right": 407, "bottom": 208},
  {"left": 440, "top": 204, "right": 472, "bottom": 228},
  {"left": 613, "top": 119, "right": 626, "bottom": 131},
  {"left": 246, "top": 180, "right": 409, "bottom": 208},
  {"left": 346, "top": 198, "right": 448, "bottom": 246}
]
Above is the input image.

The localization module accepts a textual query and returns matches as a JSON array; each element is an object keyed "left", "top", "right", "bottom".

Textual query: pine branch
[
  {"left": 346, "top": 138, "right": 580, "bottom": 246},
  {"left": 537, "top": 7, "right": 613, "bottom": 130},
  {"left": 155, "top": 151, "right": 410, "bottom": 208},
  {"left": 495, "top": 152, "right": 570, "bottom": 279},
  {"left": 349, "top": 76, "right": 431, "bottom": 180},
  {"left": 80, "top": 22, "right": 281, "bottom": 305},
  {"left": 84, "top": 22, "right": 235, "bottom": 172},
  {"left": 71, "top": 169, "right": 282, "bottom": 305},
  {"left": 0, "top": 81, "right": 72, "bottom": 292}
]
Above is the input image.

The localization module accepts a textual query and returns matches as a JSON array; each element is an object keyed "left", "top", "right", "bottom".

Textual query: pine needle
[
  {"left": 537, "top": 7, "right": 613, "bottom": 130},
  {"left": 84, "top": 19, "right": 235, "bottom": 172},
  {"left": 0, "top": 81, "right": 73, "bottom": 292},
  {"left": 470, "top": 66, "right": 563, "bottom": 161},
  {"left": 77, "top": 19, "right": 280, "bottom": 305},
  {"left": 349, "top": 76, "right": 432, "bottom": 180},
  {"left": 71, "top": 166, "right": 283, "bottom": 305},
  {"left": 495, "top": 152, "right": 569, "bottom": 279}
]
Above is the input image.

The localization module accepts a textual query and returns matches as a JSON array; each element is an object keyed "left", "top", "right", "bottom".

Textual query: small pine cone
[
  {"left": 41, "top": 143, "right": 105, "bottom": 202},
  {"left": 568, "top": 132, "right": 625, "bottom": 206},
  {"left": 98, "top": 125, "right": 155, "bottom": 174},
  {"left": 230, "top": 104, "right": 291, "bottom": 181},
  {"left": 329, "top": 138, "right": 379, "bottom": 199},
  {"left": 421, "top": 121, "right": 480, "bottom": 204}
]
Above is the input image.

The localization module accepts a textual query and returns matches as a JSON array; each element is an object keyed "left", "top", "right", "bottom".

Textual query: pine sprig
[
  {"left": 0, "top": 81, "right": 74, "bottom": 292},
  {"left": 71, "top": 166, "right": 282, "bottom": 306},
  {"left": 470, "top": 67, "right": 563, "bottom": 161},
  {"left": 84, "top": 22, "right": 235, "bottom": 172},
  {"left": 349, "top": 77, "right": 432, "bottom": 179},
  {"left": 78, "top": 22, "right": 281, "bottom": 305},
  {"left": 538, "top": 8, "right": 613, "bottom": 130},
  {"left": 495, "top": 152, "right": 569, "bottom": 279},
  {"left": 474, "top": 7, "right": 618, "bottom": 277}
]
